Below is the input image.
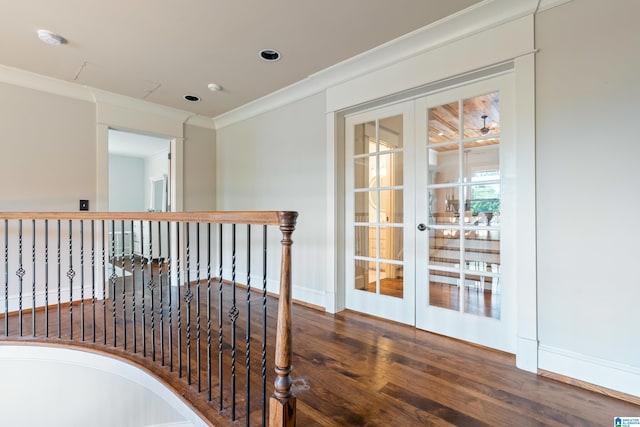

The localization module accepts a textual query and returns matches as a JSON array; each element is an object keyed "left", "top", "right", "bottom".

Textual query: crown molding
[
  {"left": 213, "top": 0, "right": 543, "bottom": 129},
  {"left": 0, "top": 63, "right": 94, "bottom": 103},
  {"left": 537, "top": 0, "right": 572, "bottom": 13},
  {"left": 184, "top": 114, "right": 216, "bottom": 130},
  {"left": 0, "top": 64, "right": 214, "bottom": 130}
]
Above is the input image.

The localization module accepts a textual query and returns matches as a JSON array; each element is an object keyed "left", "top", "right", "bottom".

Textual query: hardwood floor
[
  {"left": 2, "top": 283, "right": 639, "bottom": 426},
  {"left": 290, "top": 307, "right": 639, "bottom": 426}
]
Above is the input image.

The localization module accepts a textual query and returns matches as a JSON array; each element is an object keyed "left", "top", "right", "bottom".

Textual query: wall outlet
[{"left": 79, "top": 200, "right": 89, "bottom": 211}]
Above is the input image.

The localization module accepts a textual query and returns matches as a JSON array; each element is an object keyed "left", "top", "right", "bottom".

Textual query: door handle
[{"left": 417, "top": 223, "right": 427, "bottom": 231}]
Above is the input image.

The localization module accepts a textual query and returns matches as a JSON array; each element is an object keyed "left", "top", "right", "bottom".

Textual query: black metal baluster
[
  {"left": 207, "top": 223, "right": 212, "bottom": 402},
  {"left": 245, "top": 224, "right": 251, "bottom": 427},
  {"left": 185, "top": 222, "right": 192, "bottom": 385},
  {"left": 121, "top": 220, "right": 126, "bottom": 350},
  {"left": 167, "top": 221, "right": 173, "bottom": 371},
  {"left": 102, "top": 220, "right": 107, "bottom": 345},
  {"left": 110, "top": 220, "right": 118, "bottom": 347},
  {"left": 230, "top": 223, "right": 238, "bottom": 421},
  {"left": 57, "top": 220, "right": 61, "bottom": 339},
  {"left": 80, "top": 220, "right": 85, "bottom": 341},
  {"left": 262, "top": 225, "right": 268, "bottom": 427},
  {"left": 140, "top": 221, "right": 146, "bottom": 357},
  {"left": 4, "top": 219, "right": 8, "bottom": 336},
  {"left": 68, "top": 220, "right": 75, "bottom": 340},
  {"left": 196, "top": 222, "right": 202, "bottom": 392},
  {"left": 131, "top": 221, "right": 136, "bottom": 353},
  {"left": 91, "top": 220, "right": 96, "bottom": 343},
  {"left": 31, "top": 219, "right": 36, "bottom": 337},
  {"left": 218, "top": 223, "right": 224, "bottom": 411},
  {"left": 147, "top": 220, "right": 156, "bottom": 361},
  {"left": 17, "top": 219, "right": 24, "bottom": 337},
  {"left": 158, "top": 220, "right": 165, "bottom": 366},
  {"left": 176, "top": 223, "right": 182, "bottom": 377},
  {"left": 45, "top": 220, "right": 49, "bottom": 338}
]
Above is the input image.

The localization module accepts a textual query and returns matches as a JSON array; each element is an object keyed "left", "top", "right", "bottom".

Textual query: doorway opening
[{"left": 108, "top": 128, "right": 170, "bottom": 213}]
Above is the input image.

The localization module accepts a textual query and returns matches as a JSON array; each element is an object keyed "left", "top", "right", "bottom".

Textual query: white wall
[
  {"left": 109, "top": 154, "right": 146, "bottom": 212},
  {"left": 0, "top": 345, "right": 205, "bottom": 427},
  {"left": 535, "top": 0, "right": 640, "bottom": 394},
  {"left": 0, "top": 82, "right": 95, "bottom": 211},
  {"left": 183, "top": 124, "right": 216, "bottom": 212},
  {"left": 216, "top": 92, "right": 328, "bottom": 305}
]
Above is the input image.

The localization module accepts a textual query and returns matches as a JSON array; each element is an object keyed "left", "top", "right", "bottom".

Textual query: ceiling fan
[{"left": 479, "top": 114, "right": 492, "bottom": 135}]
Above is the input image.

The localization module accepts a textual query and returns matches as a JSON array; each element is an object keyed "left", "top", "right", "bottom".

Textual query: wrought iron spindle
[
  {"left": 17, "top": 219, "right": 24, "bottom": 337},
  {"left": 262, "top": 225, "right": 268, "bottom": 427},
  {"left": 196, "top": 222, "right": 202, "bottom": 392},
  {"left": 57, "top": 220, "right": 61, "bottom": 339},
  {"left": 167, "top": 220, "right": 173, "bottom": 371},
  {"left": 218, "top": 223, "right": 224, "bottom": 411},
  {"left": 80, "top": 220, "right": 85, "bottom": 341},
  {"left": 121, "top": 220, "right": 126, "bottom": 350},
  {"left": 68, "top": 220, "right": 75, "bottom": 340},
  {"left": 101, "top": 220, "right": 107, "bottom": 345},
  {"left": 91, "top": 220, "right": 96, "bottom": 343},
  {"left": 158, "top": 220, "right": 165, "bottom": 366},
  {"left": 130, "top": 220, "right": 136, "bottom": 353},
  {"left": 230, "top": 223, "right": 238, "bottom": 421},
  {"left": 245, "top": 224, "right": 252, "bottom": 427},
  {"left": 207, "top": 223, "right": 212, "bottom": 402},
  {"left": 110, "top": 220, "right": 118, "bottom": 347},
  {"left": 147, "top": 220, "right": 156, "bottom": 361},
  {"left": 31, "top": 219, "right": 36, "bottom": 337},
  {"left": 4, "top": 219, "right": 8, "bottom": 336},
  {"left": 185, "top": 222, "right": 192, "bottom": 385},
  {"left": 3, "top": 223, "right": 10, "bottom": 333},
  {"left": 45, "top": 220, "right": 49, "bottom": 338},
  {"left": 141, "top": 221, "right": 146, "bottom": 357},
  {"left": 176, "top": 223, "right": 182, "bottom": 377}
]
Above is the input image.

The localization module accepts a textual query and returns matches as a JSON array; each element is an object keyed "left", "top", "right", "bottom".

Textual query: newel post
[{"left": 269, "top": 211, "right": 298, "bottom": 427}]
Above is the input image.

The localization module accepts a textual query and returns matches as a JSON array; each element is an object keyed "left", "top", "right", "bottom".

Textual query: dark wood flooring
[{"left": 2, "top": 280, "right": 639, "bottom": 426}]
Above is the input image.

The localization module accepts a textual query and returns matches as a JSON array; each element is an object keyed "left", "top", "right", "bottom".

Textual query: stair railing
[{"left": 0, "top": 211, "right": 298, "bottom": 427}]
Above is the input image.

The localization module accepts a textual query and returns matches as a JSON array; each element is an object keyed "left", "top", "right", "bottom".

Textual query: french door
[
  {"left": 415, "top": 75, "right": 515, "bottom": 352},
  {"left": 345, "top": 102, "right": 415, "bottom": 324},
  {"left": 345, "top": 74, "right": 516, "bottom": 352}
]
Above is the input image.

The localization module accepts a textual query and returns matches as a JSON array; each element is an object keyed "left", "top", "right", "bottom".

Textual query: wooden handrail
[{"left": 0, "top": 211, "right": 290, "bottom": 226}]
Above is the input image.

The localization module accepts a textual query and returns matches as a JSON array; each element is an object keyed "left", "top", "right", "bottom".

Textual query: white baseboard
[
  {"left": 539, "top": 345, "right": 640, "bottom": 398},
  {"left": 3, "top": 286, "right": 107, "bottom": 313},
  {"left": 292, "top": 285, "right": 326, "bottom": 309}
]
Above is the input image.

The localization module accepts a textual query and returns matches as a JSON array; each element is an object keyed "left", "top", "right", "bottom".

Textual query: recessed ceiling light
[
  {"left": 207, "top": 83, "right": 222, "bottom": 92},
  {"left": 37, "top": 29, "right": 66, "bottom": 45},
  {"left": 259, "top": 49, "right": 280, "bottom": 62},
  {"left": 184, "top": 95, "right": 200, "bottom": 102}
]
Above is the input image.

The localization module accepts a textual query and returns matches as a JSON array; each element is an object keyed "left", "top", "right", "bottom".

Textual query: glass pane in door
[
  {"left": 426, "top": 91, "right": 501, "bottom": 318},
  {"left": 352, "top": 114, "right": 404, "bottom": 298}
]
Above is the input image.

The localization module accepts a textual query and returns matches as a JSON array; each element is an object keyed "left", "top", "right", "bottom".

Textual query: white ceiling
[{"left": 0, "top": 0, "right": 480, "bottom": 118}]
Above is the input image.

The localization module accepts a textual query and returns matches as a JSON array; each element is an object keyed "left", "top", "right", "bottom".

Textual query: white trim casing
[{"left": 514, "top": 52, "right": 538, "bottom": 373}]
